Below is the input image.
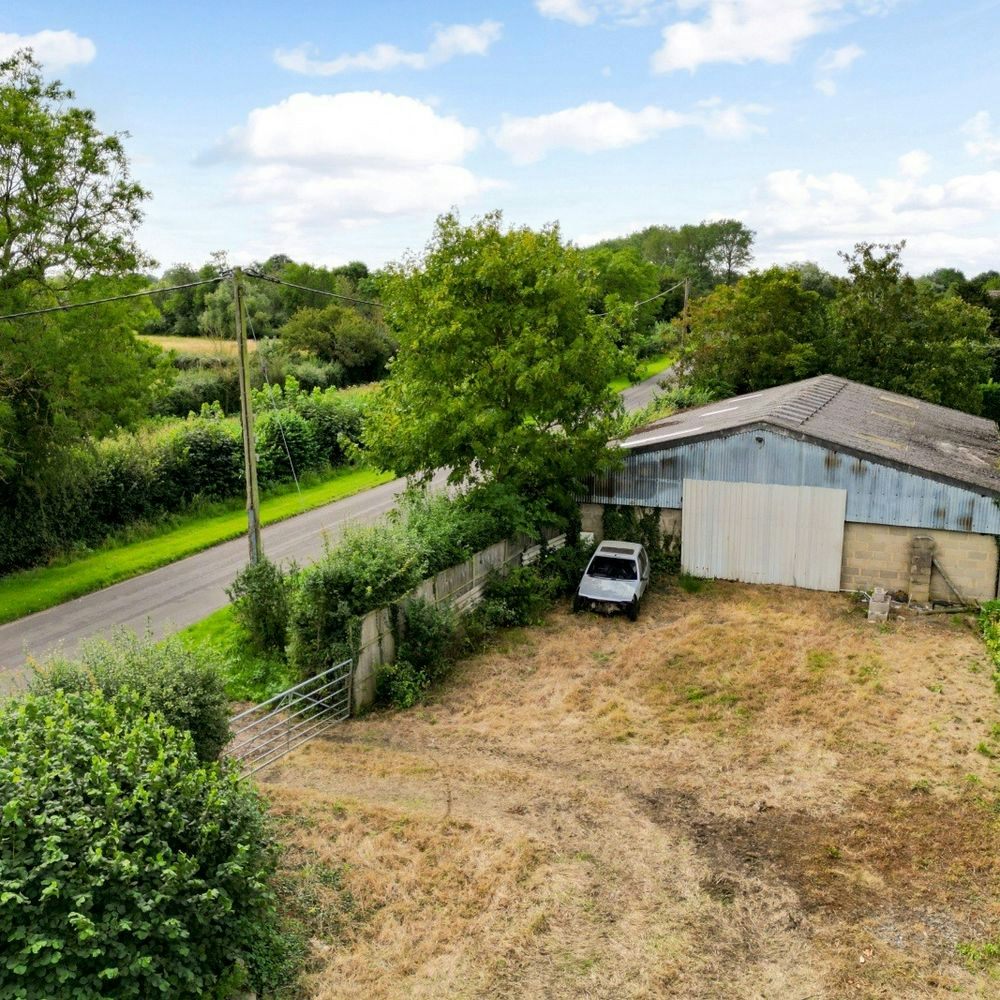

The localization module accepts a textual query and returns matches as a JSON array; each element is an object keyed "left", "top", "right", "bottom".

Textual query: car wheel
[
  {"left": 627, "top": 597, "right": 639, "bottom": 622},
  {"left": 572, "top": 595, "right": 583, "bottom": 613}
]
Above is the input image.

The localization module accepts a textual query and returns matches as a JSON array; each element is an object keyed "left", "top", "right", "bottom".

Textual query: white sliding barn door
[{"left": 681, "top": 479, "right": 847, "bottom": 591}]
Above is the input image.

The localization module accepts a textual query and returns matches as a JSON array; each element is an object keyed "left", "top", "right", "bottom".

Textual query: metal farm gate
[
  {"left": 228, "top": 659, "right": 352, "bottom": 777},
  {"left": 681, "top": 479, "right": 847, "bottom": 591}
]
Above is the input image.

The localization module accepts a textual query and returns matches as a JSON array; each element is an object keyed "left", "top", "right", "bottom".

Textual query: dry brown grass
[
  {"left": 137, "top": 333, "right": 254, "bottom": 356},
  {"left": 262, "top": 582, "right": 1000, "bottom": 999}
]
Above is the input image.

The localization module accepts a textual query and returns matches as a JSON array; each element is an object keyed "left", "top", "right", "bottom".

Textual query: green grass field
[
  {"left": 0, "top": 466, "right": 393, "bottom": 626},
  {"left": 609, "top": 352, "right": 675, "bottom": 393}
]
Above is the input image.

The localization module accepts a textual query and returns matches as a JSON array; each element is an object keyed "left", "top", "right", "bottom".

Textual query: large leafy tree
[
  {"left": 365, "top": 211, "right": 625, "bottom": 505},
  {"left": 682, "top": 267, "right": 828, "bottom": 395},
  {"left": 0, "top": 52, "right": 149, "bottom": 294},
  {"left": 832, "top": 243, "right": 993, "bottom": 412},
  {"left": 0, "top": 51, "right": 159, "bottom": 486}
]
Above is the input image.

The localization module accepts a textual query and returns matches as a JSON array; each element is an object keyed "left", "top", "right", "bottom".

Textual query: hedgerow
[
  {"left": 0, "top": 689, "right": 292, "bottom": 998},
  {"left": 0, "top": 379, "right": 374, "bottom": 575}
]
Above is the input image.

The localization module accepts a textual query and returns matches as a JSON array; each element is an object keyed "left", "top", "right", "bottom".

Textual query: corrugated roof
[{"left": 622, "top": 375, "right": 1000, "bottom": 496}]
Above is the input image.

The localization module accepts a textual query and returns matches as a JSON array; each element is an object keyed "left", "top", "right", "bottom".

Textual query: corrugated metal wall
[
  {"left": 682, "top": 480, "right": 847, "bottom": 590},
  {"left": 590, "top": 428, "right": 1000, "bottom": 534}
]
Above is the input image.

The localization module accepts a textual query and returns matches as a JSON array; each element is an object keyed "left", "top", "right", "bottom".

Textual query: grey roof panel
[{"left": 622, "top": 375, "right": 1000, "bottom": 496}]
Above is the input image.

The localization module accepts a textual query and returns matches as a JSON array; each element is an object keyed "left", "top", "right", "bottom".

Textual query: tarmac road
[{"left": 0, "top": 368, "right": 670, "bottom": 691}]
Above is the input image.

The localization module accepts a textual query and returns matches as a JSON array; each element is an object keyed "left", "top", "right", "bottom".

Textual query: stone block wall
[{"left": 839, "top": 523, "right": 998, "bottom": 602}]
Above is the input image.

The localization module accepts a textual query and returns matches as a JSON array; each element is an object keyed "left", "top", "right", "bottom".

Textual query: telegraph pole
[
  {"left": 233, "top": 267, "right": 262, "bottom": 563},
  {"left": 682, "top": 277, "right": 691, "bottom": 377}
]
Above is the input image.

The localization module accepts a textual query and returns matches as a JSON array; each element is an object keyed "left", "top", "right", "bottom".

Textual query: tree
[
  {"left": 0, "top": 52, "right": 159, "bottom": 485},
  {"left": 707, "top": 219, "right": 755, "bottom": 285},
  {"left": 279, "top": 301, "right": 394, "bottom": 383},
  {"left": 365, "top": 211, "right": 625, "bottom": 505},
  {"left": 682, "top": 267, "right": 828, "bottom": 395},
  {"left": 0, "top": 52, "right": 149, "bottom": 295},
  {"left": 832, "top": 243, "right": 992, "bottom": 412}
]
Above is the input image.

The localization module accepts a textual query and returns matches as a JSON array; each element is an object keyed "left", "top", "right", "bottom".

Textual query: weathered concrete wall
[
  {"left": 840, "top": 523, "right": 998, "bottom": 602},
  {"left": 352, "top": 531, "right": 564, "bottom": 713}
]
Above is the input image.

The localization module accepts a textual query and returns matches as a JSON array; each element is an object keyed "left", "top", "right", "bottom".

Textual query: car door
[{"left": 638, "top": 549, "right": 649, "bottom": 597}]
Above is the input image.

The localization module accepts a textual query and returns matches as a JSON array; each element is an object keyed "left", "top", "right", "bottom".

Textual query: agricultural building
[{"left": 583, "top": 375, "right": 1000, "bottom": 601}]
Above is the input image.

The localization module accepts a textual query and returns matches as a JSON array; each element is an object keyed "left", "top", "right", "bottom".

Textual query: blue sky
[{"left": 4, "top": 1, "right": 1000, "bottom": 275}]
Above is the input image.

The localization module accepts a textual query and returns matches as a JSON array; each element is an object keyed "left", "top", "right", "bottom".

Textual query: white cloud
[
  {"left": 963, "top": 111, "right": 1000, "bottom": 163},
  {"left": 749, "top": 154, "right": 1000, "bottom": 271},
  {"left": 535, "top": 0, "right": 599, "bottom": 25},
  {"left": 535, "top": 1, "right": 664, "bottom": 25},
  {"left": 494, "top": 99, "right": 767, "bottom": 163},
  {"left": 0, "top": 29, "right": 95, "bottom": 70},
  {"left": 898, "top": 149, "right": 931, "bottom": 179},
  {"left": 210, "top": 92, "right": 496, "bottom": 239},
  {"left": 653, "top": 1, "right": 884, "bottom": 73},
  {"left": 815, "top": 42, "right": 863, "bottom": 94},
  {"left": 274, "top": 20, "right": 502, "bottom": 76}
]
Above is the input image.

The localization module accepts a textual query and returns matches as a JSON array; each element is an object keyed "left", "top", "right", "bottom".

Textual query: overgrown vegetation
[
  {"left": 0, "top": 380, "right": 370, "bottom": 574},
  {"left": 601, "top": 504, "right": 680, "bottom": 573},
  {"left": 31, "top": 631, "right": 231, "bottom": 762},
  {"left": 0, "top": 688, "right": 294, "bottom": 997}
]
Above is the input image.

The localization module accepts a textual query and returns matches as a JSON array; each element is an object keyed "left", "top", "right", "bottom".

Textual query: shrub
[
  {"left": 0, "top": 689, "right": 292, "bottom": 997},
  {"left": 288, "top": 519, "right": 429, "bottom": 677},
  {"left": 375, "top": 659, "right": 427, "bottom": 709},
  {"left": 479, "top": 566, "right": 556, "bottom": 628},
  {"left": 255, "top": 408, "right": 321, "bottom": 486},
  {"left": 397, "top": 597, "right": 457, "bottom": 684},
  {"left": 88, "top": 436, "right": 158, "bottom": 529},
  {"left": 981, "top": 381, "right": 1000, "bottom": 423},
  {"left": 536, "top": 541, "right": 595, "bottom": 596},
  {"left": 157, "top": 414, "right": 243, "bottom": 506},
  {"left": 227, "top": 557, "right": 291, "bottom": 655},
  {"left": 32, "top": 631, "right": 231, "bottom": 762},
  {"left": 157, "top": 365, "right": 240, "bottom": 417}
]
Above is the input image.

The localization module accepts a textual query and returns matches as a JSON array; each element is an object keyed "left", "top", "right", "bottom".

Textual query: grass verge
[
  {"left": 609, "top": 352, "right": 674, "bottom": 393},
  {"left": 178, "top": 605, "right": 296, "bottom": 702},
  {"left": 0, "top": 466, "right": 394, "bottom": 626}
]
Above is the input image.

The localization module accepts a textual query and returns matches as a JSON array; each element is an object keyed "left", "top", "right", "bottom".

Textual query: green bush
[
  {"left": 288, "top": 518, "right": 429, "bottom": 677},
  {"left": 375, "top": 659, "right": 427, "bottom": 709},
  {"left": 255, "top": 408, "right": 321, "bottom": 486},
  {"left": 980, "top": 381, "right": 1000, "bottom": 423},
  {"left": 397, "top": 597, "right": 457, "bottom": 683},
  {"left": 536, "top": 541, "right": 595, "bottom": 596},
  {"left": 32, "top": 631, "right": 231, "bottom": 762},
  {"left": 479, "top": 566, "right": 556, "bottom": 628},
  {"left": 0, "top": 689, "right": 292, "bottom": 997},
  {"left": 158, "top": 414, "right": 244, "bottom": 506},
  {"left": 157, "top": 365, "right": 240, "bottom": 417},
  {"left": 227, "top": 557, "right": 291, "bottom": 655}
]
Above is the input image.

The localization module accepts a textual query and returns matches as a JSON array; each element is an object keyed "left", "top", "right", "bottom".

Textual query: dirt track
[{"left": 263, "top": 582, "right": 1000, "bottom": 998}]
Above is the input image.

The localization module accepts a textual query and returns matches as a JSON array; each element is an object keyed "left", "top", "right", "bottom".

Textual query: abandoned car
[{"left": 573, "top": 541, "right": 650, "bottom": 620}]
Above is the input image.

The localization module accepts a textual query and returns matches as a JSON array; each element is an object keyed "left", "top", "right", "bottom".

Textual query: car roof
[{"left": 594, "top": 541, "right": 643, "bottom": 557}]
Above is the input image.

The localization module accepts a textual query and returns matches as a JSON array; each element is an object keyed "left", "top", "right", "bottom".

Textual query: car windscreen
[{"left": 587, "top": 555, "right": 637, "bottom": 581}]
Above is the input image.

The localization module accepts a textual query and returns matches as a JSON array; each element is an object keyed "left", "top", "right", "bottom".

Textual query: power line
[
  {"left": 592, "top": 279, "right": 687, "bottom": 318},
  {"left": 0, "top": 275, "right": 229, "bottom": 322},
  {"left": 244, "top": 269, "right": 382, "bottom": 309}
]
